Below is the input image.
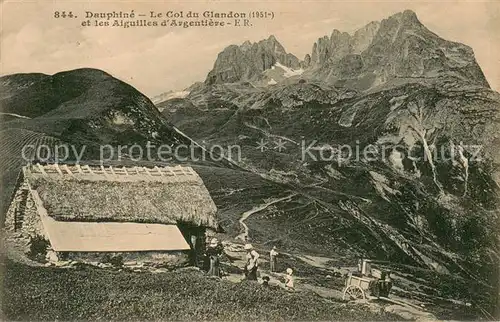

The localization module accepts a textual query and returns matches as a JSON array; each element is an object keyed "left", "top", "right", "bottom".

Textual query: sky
[{"left": 1, "top": 0, "right": 499, "bottom": 97}]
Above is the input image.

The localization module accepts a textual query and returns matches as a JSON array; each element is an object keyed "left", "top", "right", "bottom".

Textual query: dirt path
[
  {"left": 0, "top": 112, "right": 31, "bottom": 119},
  {"left": 296, "top": 255, "right": 337, "bottom": 269},
  {"left": 300, "top": 283, "right": 345, "bottom": 299},
  {"left": 235, "top": 194, "right": 297, "bottom": 241},
  {"left": 173, "top": 127, "right": 242, "bottom": 168},
  {"left": 243, "top": 122, "right": 299, "bottom": 145}
]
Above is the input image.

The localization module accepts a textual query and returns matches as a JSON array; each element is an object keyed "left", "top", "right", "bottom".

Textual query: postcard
[{"left": 1, "top": 0, "right": 499, "bottom": 320}]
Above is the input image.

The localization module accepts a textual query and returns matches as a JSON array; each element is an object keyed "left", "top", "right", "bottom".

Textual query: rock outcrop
[
  {"left": 309, "top": 10, "right": 489, "bottom": 88},
  {"left": 205, "top": 35, "right": 300, "bottom": 84}
]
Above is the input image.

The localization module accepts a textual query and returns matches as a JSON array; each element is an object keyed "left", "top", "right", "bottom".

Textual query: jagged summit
[
  {"left": 395, "top": 9, "right": 421, "bottom": 24},
  {"left": 306, "top": 10, "right": 487, "bottom": 88},
  {"left": 205, "top": 36, "right": 300, "bottom": 85},
  {"left": 240, "top": 40, "right": 252, "bottom": 51},
  {"left": 267, "top": 34, "right": 278, "bottom": 41},
  {"left": 204, "top": 10, "right": 489, "bottom": 89},
  {"left": 351, "top": 21, "right": 380, "bottom": 54}
]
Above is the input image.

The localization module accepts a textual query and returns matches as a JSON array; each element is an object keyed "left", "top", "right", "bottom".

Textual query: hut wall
[
  {"left": 61, "top": 250, "right": 190, "bottom": 267},
  {"left": 4, "top": 180, "right": 46, "bottom": 252}
]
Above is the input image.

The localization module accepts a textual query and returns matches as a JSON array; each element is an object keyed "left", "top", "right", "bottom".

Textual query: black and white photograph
[{"left": 0, "top": 0, "right": 499, "bottom": 320}]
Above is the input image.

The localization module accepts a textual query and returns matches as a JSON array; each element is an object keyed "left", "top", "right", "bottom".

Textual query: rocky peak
[
  {"left": 311, "top": 36, "right": 331, "bottom": 66},
  {"left": 372, "top": 10, "right": 425, "bottom": 45},
  {"left": 310, "top": 27, "right": 359, "bottom": 67},
  {"left": 267, "top": 34, "right": 277, "bottom": 41},
  {"left": 302, "top": 54, "right": 312, "bottom": 69},
  {"left": 240, "top": 40, "right": 252, "bottom": 52},
  {"left": 257, "top": 35, "right": 288, "bottom": 58},
  {"left": 307, "top": 10, "right": 488, "bottom": 88},
  {"left": 351, "top": 21, "right": 380, "bottom": 53},
  {"left": 360, "top": 10, "right": 488, "bottom": 86},
  {"left": 398, "top": 9, "right": 421, "bottom": 25},
  {"left": 329, "top": 30, "right": 352, "bottom": 61},
  {"left": 205, "top": 36, "right": 299, "bottom": 85}
]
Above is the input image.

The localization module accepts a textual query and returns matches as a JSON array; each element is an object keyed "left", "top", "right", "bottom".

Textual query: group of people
[{"left": 204, "top": 238, "right": 294, "bottom": 290}]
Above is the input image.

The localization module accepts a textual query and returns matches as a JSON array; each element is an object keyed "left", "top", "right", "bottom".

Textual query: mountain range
[{"left": 200, "top": 10, "right": 488, "bottom": 90}]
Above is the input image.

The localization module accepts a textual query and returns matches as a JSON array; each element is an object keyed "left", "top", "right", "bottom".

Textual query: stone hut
[{"left": 4, "top": 163, "right": 218, "bottom": 266}]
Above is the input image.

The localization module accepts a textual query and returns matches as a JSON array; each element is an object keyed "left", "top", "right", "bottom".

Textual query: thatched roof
[{"left": 23, "top": 164, "right": 218, "bottom": 229}]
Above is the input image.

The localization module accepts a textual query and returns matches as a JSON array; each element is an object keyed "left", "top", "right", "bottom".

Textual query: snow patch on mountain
[
  {"left": 274, "top": 62, "right": 304, "bottom": 77},
  {"left": 152, "top": 91, "right": 190, "bottom": 104}
]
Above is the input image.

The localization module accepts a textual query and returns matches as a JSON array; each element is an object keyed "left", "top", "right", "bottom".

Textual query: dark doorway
[{"left": 177, "top": 222, "right": 206, "bottom": 268}]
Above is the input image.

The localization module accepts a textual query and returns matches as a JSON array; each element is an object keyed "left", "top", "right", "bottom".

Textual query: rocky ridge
[{"left": 202, "top": 10, "right": 489, "bottom": 91}]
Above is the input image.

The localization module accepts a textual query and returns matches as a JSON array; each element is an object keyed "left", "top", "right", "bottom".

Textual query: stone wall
[
  {"left": 4, "top": 179, "right": 46, "bottom": 254},
  {"left": 61, "top": 250, "right": 190, "bottom": 268}
]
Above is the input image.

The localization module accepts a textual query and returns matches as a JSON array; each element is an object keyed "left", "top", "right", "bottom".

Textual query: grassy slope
[{"left": 0, "top": 260, "right": 397, "bottom": 321}]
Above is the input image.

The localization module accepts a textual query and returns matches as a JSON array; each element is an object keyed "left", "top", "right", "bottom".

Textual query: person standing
[
  {"left": 284, "top": 268, "right": 294, "bottom": 291},
  {"left": 269, "top": 246, "right": 279, "bottom": 272},
  {"left": 244, "top": 243, "right": 259, "bottom": 281},
  {"left": 190, "top": 234, "right": 198, "bottom": 267},
  {"left": 206, "top": 238, "right": 223, "bottom": 277},
  {"left": 381, "top": 271, "right": 393, "bottom": 297}
]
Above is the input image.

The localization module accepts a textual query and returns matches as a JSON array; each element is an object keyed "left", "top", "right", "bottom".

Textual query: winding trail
[
  {"left": 243, "top": 122, "right": 299, "bottom": 145},
  {"left": 0, "top": 112, "right": 31, "bottom": 119},
  {"left": 236, "top": 193, "right": 297, "bottom": 241}
]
